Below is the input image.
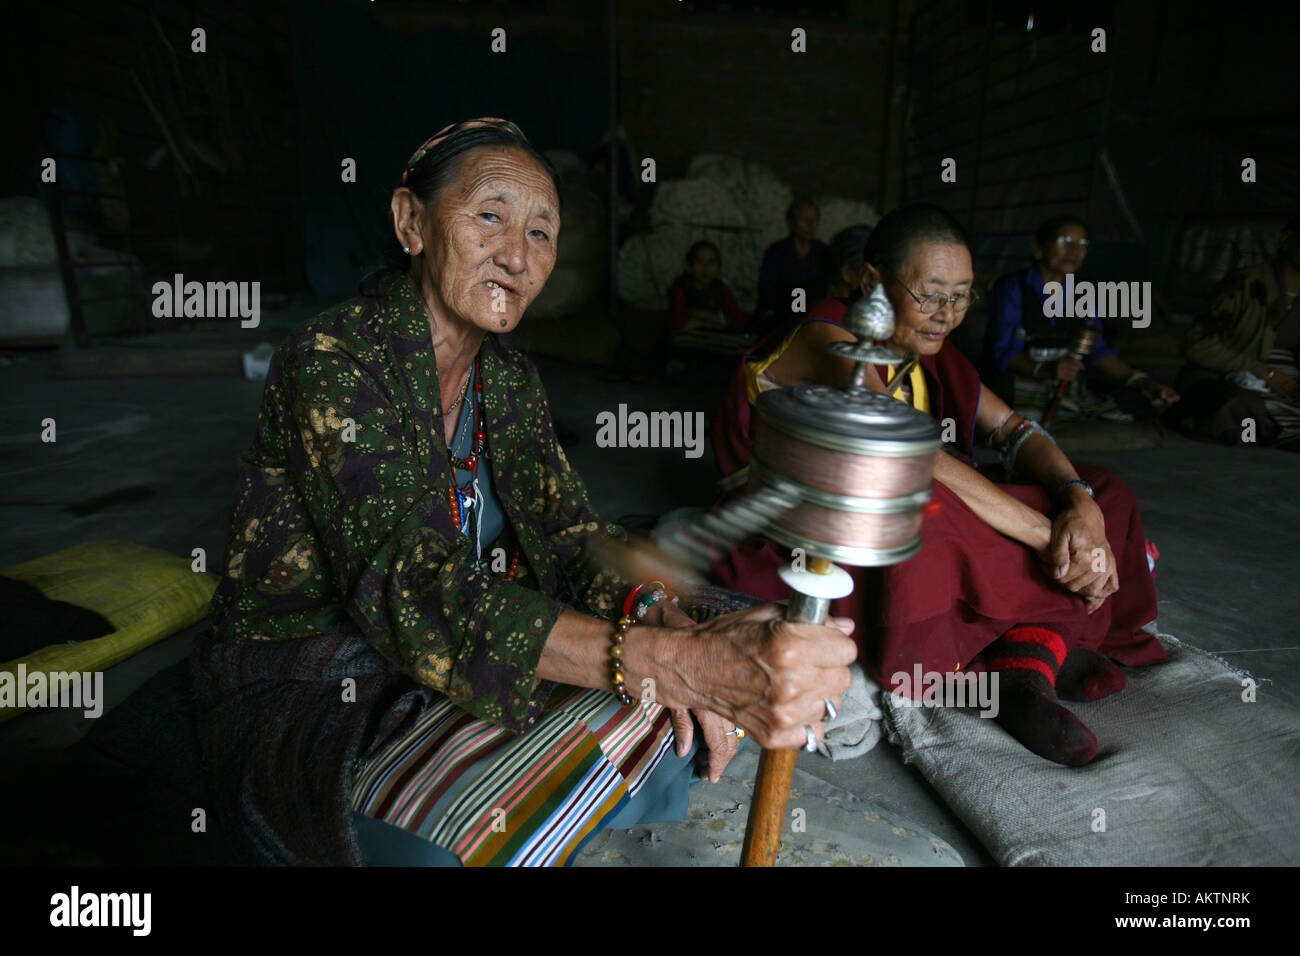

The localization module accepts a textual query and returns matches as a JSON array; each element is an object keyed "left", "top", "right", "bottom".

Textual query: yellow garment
[
  {"left": 1, "top": 540, "right": 217, "bottom": 723},
  {"left": 884, "top": 359, "right": 931, "bottom": 414},
  {"left": 746, "top": 325, "right": 931, "bottom": 413},
  {"left": 744, "top": 327, "right": 800, "bottom": 404}
]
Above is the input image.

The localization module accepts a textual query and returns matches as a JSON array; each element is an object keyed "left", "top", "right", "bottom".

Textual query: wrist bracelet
[
  {"left": 999, "top": 418, "right": 1057, "bottom": 479},
  {"left": 1125, "top": 370, "right": 1150, "bottom": 387},
  {"left": 986, "top": 410, "right": 1016, "bottom": 447},
  {"left": 610, "top": 615, "right": 635, "bottom": 706},
  {"left": 634, "top": 586, "right": 675, "bottom": 620},
  {"left": 622, "top": 579, "right": 676, "bottom": 618},
  {"left": 1056, "top": 478, "right": 1096, "bottom": 503}
]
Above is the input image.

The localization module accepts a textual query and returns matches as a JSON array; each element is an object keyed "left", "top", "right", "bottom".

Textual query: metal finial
[
  {"left": 825, "top": 283, "right": 906, "bottom": 377},
  {"left": 847, "top": 283, "right": 895, "bottom": 342}
]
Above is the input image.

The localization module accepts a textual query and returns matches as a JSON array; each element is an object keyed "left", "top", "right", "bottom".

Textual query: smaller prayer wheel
[{"left": 1043, "top": 322, "right": 1100, "bottom": 425}]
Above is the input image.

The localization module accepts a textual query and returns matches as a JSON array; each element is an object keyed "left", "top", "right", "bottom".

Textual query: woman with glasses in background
[
  {"left": 983, "top": 215, "right": 1176, "bottom": 422},
  {"left": 711, "top": 203, "right": 1165, "bottom": 767}
]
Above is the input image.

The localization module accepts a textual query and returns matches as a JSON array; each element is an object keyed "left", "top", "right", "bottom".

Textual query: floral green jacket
[{"left": 208, "top": 271, "right": 630, "bottom": 733}]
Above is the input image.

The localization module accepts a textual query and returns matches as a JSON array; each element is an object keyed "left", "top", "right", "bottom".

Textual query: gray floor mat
[
  {"left": 882, "top": 634, "right": 1300, "bottom": 866},
  {"left": 574, "top": 745, "right": 964, "bottom": 867}
]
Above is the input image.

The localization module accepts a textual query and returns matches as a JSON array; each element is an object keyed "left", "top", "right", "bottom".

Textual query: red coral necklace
[{"left": 445, "top": 354, "right": 520, "bottom": 581}]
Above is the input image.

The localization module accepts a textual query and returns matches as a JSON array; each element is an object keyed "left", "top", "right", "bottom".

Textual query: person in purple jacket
[
  {"left": 983, "top": 215, "right": 1177, "bottom": 422},
  {"left": 752, "top": 198, "right": 830, "bottom": 341}
]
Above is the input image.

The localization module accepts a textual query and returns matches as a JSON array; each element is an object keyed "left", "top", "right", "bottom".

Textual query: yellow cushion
[{"left": 1, "top": 540, "right": 217, "bottom": 723}]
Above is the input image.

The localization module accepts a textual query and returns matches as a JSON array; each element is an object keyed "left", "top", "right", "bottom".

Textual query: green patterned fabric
[{"left": 208, "top": 270, "right": 632, "bottom": 733}]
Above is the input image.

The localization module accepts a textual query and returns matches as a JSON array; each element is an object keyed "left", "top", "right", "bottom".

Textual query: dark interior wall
[
  {"left": 1103, "top": 1, "right": 1300, "bottom": 304},
  {"left": 897, "top": 0, "right": 1299, "bottom": 303},
  {"left": 901, "top": 2, "right": 1124, "bottom": 279},
  {"left": 291, "top": 0, "right": 610, "bottom": 299},
  {"left": 7, "top": 0, "right": 1293, "bottom": 331},
  {"left": 5, "top": 0, "right": 301, "bottom": 294},
  {"left": 616, "top": 0, "right": 906, "bottom": 204}
]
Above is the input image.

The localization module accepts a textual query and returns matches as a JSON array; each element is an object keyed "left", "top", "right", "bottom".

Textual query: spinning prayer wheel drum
[{"left": 749, "top": 386, "right": 943, "bottom": 566}]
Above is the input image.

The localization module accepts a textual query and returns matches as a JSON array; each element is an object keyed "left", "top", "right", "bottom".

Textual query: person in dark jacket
[{"left": 753, "top": 198, "right": 829, "bottom": 340}]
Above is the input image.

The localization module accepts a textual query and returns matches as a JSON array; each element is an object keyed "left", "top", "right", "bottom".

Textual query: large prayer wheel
[
  {"left": 653, "top": 285, "right": 946, "bottom": 867},
  {"left": 748, "top": 385, "right": 942, "bottom": 566},
  {"left": 736, "top": 286, "right": 942, "bottom": 867}
]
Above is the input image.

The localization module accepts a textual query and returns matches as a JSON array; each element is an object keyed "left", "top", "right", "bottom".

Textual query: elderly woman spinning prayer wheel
[
  {"left": 193, "top": 118, "right": 855, "bottom": 867},
  {"left": 712, "top": 202, "right": 1166, "bottom": 767}
]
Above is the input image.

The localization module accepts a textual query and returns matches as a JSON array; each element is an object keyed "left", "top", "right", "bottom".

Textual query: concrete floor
[{"left": 2, "top": 317, "right": 1297, "bottom": 866}]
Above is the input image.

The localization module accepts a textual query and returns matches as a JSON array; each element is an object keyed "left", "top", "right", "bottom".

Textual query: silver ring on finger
[
  {"left": 823, "top": 698, "right": 838, "bottom": 722},
  {"left": 805, "top": 725, "right": 818, "bottom": 753}
]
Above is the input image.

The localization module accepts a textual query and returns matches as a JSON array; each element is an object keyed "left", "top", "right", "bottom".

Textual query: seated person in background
[
  {"left": 668, "top": 240, "right": 746, "bottom": 332},
  {"left": 712, "top": 202, "right": 1164, "bottom": 768},
  {"left": 824, "top": 224, "right": 874, "bottom": 300},
  {"left": 984, "top": 215, "right": 1176, "bottom": 423},
  {"left": 750, "top": 223, "right": 874, "bottom": 349},
  {"left": 1168, "top": 217, "right": 1300, "bottom": 451},
  {"left": 752, "top": 198, "right": 829, "bottom": 341},
  {"left": 711, "top": 226, "right": 874, "bottom": 496}
]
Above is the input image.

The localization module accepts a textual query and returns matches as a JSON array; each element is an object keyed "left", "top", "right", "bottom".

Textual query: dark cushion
[
  {"left": 0, "top": 574, "right": 114, "bottom": 660},
  {"left": 65, "top": 654, "right": 233, "bottom": 865}
]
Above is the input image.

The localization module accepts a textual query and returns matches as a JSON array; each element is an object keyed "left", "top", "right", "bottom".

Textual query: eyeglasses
[
  {"left": 1053, "top": 236, "right": 1089, "bottom": 248},
  {"left": 890, "top": 278, "right": 974, "bottom": 315}
]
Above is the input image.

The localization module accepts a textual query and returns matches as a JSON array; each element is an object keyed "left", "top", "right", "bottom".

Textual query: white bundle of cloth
[{"left": 617, "top": 155, "right": 878, "bottom": 314}]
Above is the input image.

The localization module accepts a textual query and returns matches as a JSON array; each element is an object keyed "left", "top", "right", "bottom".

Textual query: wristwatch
[{"left": 1056, "top": 478, "right": 1095, "bottom": 502}]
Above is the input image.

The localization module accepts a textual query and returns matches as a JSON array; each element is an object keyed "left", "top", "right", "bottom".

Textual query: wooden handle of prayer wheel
[
  {"left": 1042, "top": 378, "right": 1071, "bottom": 426},
  {"left": 741, "top": 748, "right": 799, "bottom": 866},
  {"left": 1044, "top": 327, "right": 1098, "bottom": 427},
  {"left": 740, "top": 556, "right": 838, "bottom": 867}
]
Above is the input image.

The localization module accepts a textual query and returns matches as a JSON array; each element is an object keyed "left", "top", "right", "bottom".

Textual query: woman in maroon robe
[{"left": 711, "top": 203, "right": 1164, "bottom": 766}]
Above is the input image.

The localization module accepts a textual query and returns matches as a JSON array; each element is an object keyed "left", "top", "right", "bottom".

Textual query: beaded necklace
[{"left": 445, "top": 354, "right": 521, "bottom": 581}]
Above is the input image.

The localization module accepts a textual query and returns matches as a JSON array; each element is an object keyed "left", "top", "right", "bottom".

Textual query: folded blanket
[{"left": 818, "top": 662, "right": 884, "bottom": 761}]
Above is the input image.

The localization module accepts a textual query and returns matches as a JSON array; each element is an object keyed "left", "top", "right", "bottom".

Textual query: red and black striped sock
[
  {"left": 986, "top": 626, "right": 1068, "bottom": 687},
  {"left": 987, "top": 626, "right": 1098, "bottom": 766}
]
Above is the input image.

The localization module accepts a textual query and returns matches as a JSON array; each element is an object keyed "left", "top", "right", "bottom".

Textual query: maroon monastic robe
[{"left": 711, "top": 309, "right": 1165, "bottom": 690}]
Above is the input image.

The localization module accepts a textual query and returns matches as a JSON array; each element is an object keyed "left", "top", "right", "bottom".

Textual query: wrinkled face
[
  {"left": 417, "top": 145, "right": 560, "bottom": 333},
  {"left": 790, "top": 204, "right": 820, "bottom": 242},
  {"left": 1036, "top": 221, "right": 1088, "bottom": 277},
  {"left": 688, "top": 246, "right": 720, "bottom": 285},
  {"left": 885, "top": 241, "right": 973, "bottom": 356}
]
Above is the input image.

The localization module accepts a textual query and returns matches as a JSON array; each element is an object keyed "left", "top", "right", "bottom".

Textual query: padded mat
[
  {"left": 1, "top": 540, "right": 216, "bottom": 723},
  {"left": 881, "top": 633, "right": 1300, "bottom": 866}
]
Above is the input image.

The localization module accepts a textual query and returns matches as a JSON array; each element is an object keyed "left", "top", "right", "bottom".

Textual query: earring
[{"left": 403, "top": 246, "right": 411, "bottom": 254}]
